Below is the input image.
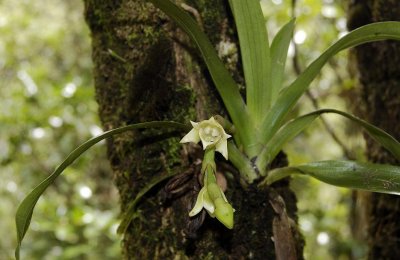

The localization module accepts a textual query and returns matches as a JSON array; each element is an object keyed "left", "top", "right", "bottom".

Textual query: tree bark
[
  {"left": 84, "top": 0, "right": 303, "bottom": 258},
  {"left": 348, "top": 1, "right": 400, "bottom": 258}
]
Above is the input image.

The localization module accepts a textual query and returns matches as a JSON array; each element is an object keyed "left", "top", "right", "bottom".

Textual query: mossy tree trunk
[
  {"left": 84, "top": 0, "right": 303, "bottom": 258},
  {"left": 347, "top": 0, "right": 400, "bottom": 258}
]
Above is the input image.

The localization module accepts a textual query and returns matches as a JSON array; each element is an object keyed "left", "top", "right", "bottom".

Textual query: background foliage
[
  {"left": 1, "top": 0, "right": 367, "bottom": 259},
  {"left": 263, "top": 0, "right": 367, "bottom": 259},
  {"left": 0, "top": 0, "right": 120, "bottom": 259}
]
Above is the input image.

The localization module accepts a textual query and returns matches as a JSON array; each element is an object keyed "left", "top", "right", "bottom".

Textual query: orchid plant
[{"left": 15, "top": 0, "right": 400, "bottom": 258}]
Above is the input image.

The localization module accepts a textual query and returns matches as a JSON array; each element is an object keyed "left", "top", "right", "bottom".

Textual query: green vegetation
[
  {"left": 0, "top": 0, "right": 120, "bottom": 259},
  {"left": 3, "top": 0, "right": 397, "bottom": 259}
]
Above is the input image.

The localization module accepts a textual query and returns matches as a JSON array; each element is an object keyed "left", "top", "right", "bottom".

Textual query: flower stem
[{"left": 202, "top": 148, "right": 216, "bottom": 174}]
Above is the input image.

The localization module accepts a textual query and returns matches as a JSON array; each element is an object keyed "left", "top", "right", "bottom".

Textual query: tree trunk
[
  {"left": 347, "top": 1, "right": 400, "bottom": 258},
  {"left": 84, "top": 0, "right": 303, "bottom": 258}
]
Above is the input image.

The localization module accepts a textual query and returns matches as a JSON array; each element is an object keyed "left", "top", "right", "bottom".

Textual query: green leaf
[
  {"left": 117, "top": 170, "right": 179, "bottom": 235},
  {"left": 256, "top": 109, "right": 400, "bottom": 174},
  {"left": 15, "top": 121, "right": 188, "bottom": 260},
  {"left": 227, "top": 141, "right": 258, "bottom": 183},
  {"left": 147, "top": 0, "right": 253, "bottom": 148},
  {"left": 269, "top": 19, "right": 295, "bottom": 103},
  {"left": 256, "top": 111, "right": 319, "bottom": 174},
  {"left": 259, "top": 21, "right": 400, "bottom": 145},
  {"left": 228, "top": 0, "right": 271, "bottom": 121},
  {"left": 266, "top": 160, "right": 400, "bottom": 195}
]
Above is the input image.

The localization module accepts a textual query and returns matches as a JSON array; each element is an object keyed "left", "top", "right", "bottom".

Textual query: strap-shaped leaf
[
  {"left": 256, "top": 109, "right": 400, "bottom": 174},
  {"left": 228, "top": 0, "right": 271, "bottom": 121},
  {"left": 259, "top": 21, "right": 400, "bottom": 145},
  {"left": 15, "top": 121, "right": 188, "bottom": 260},
  {"left": 266, "top": 160, "right": 400, "bottom": 195},
  {"left": 147, "top": 0, "right": 253, "bottom": 147},
  {"left": 227, "top": 141, "right": 258, "bottom": 183},
  {"left": 270, "top": 19, "right": 295, "bottom": 103}
]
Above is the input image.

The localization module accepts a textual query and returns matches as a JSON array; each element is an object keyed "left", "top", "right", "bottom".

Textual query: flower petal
[
  {"left": 189, "top": 187, "right": 206, "bottom": 217},
  {"left": 190, "top": 121, "right": 199, "bottom": 128},
  {"left": 202, "top": 188, "right": 215, "bottom": 214},
  {"left": 209, "top": 116, "right": 217, "bottom": 123},
  {"left": 180, "top": 128, "right": 200, "bottom": 144},
  {"left": 215, "top": 138, "right": 228, "bottom": 160}
]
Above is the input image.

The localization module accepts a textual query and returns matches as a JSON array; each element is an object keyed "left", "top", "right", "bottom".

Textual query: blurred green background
[
  {"left": 0, "top": 0, "right": 120, "bottom": 259},
  {"left": 0, "top": 0, "right": 367, "bottom": 259}
]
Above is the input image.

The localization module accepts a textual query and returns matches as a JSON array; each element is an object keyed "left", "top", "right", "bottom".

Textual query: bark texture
[
  {"left": 84, "top": 0, "right": 303, "bottom": 258},
  {"left": 348, "top": 0, "right": 400, "bottom": 258}
]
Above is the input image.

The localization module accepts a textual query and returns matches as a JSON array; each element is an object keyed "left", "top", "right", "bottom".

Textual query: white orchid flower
[{"left": 180, "top": 117, "right": 231, "bottom": 159}]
